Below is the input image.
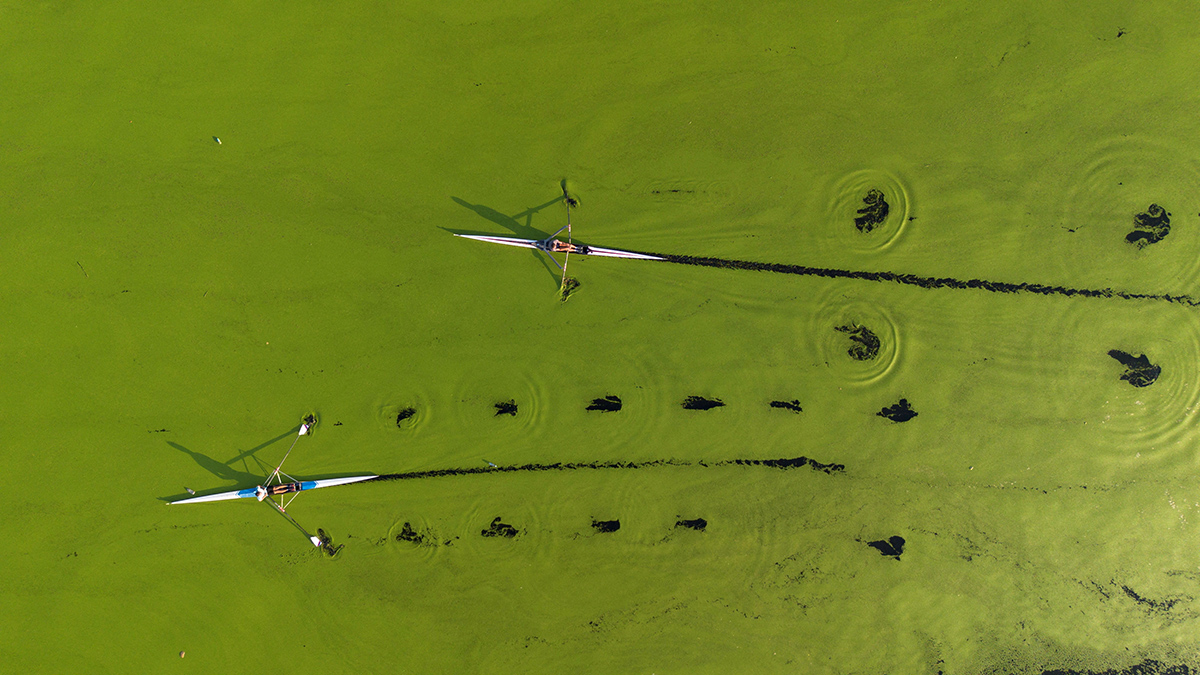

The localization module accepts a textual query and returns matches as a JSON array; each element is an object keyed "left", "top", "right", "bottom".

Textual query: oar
[{"left": 265, "top": 498, "right": 321, "bottom": 547}]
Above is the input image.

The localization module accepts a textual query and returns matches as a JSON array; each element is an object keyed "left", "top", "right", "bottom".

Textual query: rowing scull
[
  {"left": 454, "top": 234, "right": 664, "bottom": 263},
  {"left": 169, "top": 418, "right": 374, "bottom": 547},
  {"left": 168, "top": 474, "right": 375, "bottom": 505}
]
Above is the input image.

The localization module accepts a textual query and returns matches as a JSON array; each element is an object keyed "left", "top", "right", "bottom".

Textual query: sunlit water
[{"left": 2, "top": 2, "right": 1199, "bottom": 674}]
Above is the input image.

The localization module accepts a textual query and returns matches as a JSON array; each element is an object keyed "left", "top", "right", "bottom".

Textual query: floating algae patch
[
  {"left": 1108, "top": 349, "right": 1161, "bottom": 387},
  {"left": 1126, "top": 204, "right": 1171, "bottom": 248}
]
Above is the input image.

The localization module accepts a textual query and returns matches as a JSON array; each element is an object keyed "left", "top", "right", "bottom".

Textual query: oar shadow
[{"left": 158, "top": 426, "right": 303, "bottom": 502}]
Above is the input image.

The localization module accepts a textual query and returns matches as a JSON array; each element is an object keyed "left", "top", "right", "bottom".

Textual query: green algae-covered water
[{"left": 4, "top": 2, "right": 1200, "bottom": 673}]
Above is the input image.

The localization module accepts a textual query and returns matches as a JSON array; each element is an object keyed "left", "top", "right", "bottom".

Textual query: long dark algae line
[
  {"left": 632, "top": 251, "right": 1200, "bottom": 306},
  {"left": 364, "top": 455, "right": 844, "bottom": 483}
]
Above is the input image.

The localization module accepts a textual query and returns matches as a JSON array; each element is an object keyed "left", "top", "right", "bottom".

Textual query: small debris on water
[
  {"left": 213, "top": 136, "right": 221, "bottom": 144},
  {"left": 185, "top": 487, "right": 196, "bottom": 495},
  {"left": 179, "top": 651, "right": 186, "bottom": 658},
  {"left": 482, "top": 459, "right": 498, "bottom": 467}
]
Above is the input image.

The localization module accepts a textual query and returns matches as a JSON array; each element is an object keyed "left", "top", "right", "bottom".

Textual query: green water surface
[{"left": 3, "top": 2, "right": 1199, "bottom": 673}]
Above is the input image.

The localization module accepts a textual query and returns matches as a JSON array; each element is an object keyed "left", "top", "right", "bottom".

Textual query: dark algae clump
[
  {"left": 395, "top": 522, "right": 424, "bottom": 544},
  {"left": 867, "top": 535, "right": 905, "bottom": 559},
  {"left": 394, "top": 522, "right": 452, "bottom": 547},
  {"left": 481, "top": 517, "right": 519, "bottom": 538},
  {"left": 854, "top": 188, "right": 890, "bottom": 232},
  {"left": 316, "top": 529, "right": 343, "bottom": 557},
  {"left": 769, "top": 399, "right": 802, "bottom": 413},
  {"left": 1126, "top": 204, "right": 1171, "bottom": 248},
  {"left": 1120, "top": 585, "right": 1180, "bottom": 613},
  {"left": 682, "top": 395, "right": 724, "bottom": 410},
  {"left": 586, "top": 395, "right": 622, "bottom": 412},
  {"left": 494, "top": 399, "right": 518, "bottom": 416},
  {"left": 395, "top": 407, "right": 416, "bottom": 426},
  {"left": 559, "top": 276, "right": 580, "bottom": 302},
  {"left": 727, "top": 456, "right": 844, "bottom": 473},
  {"left": 834, "top": 323, "right": 880, "bottom": 360},
  {"left": 1041, "top": 659, "right": 1191, "bottom": 675},
  {"left": 591, "top": 519, "right": 620, "bottom": 533},
  {"left": 1108, "top": 350, "right": 1160, "bottom": 387},
  {"left": 878, "top": 398, "right": 918, "bottom": 422},
  {"left": 675, "top": 518, "right": 707, "bottom": 531}
]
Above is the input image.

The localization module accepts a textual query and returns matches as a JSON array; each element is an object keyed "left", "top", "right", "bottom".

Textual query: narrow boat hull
[
  {"left": 455, "top": 233, "right": 663, "bottom": 261},
  {"left": 169, "top": 475, "right": 375, "bottom": 505}
]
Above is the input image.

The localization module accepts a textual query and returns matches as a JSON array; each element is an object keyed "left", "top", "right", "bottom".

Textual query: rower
[
  {"left": 541, "top": 238, "right": 585, "bottom": 255},
  {"left": 255, "top": 482, "right": 303, "bottom": 502}
]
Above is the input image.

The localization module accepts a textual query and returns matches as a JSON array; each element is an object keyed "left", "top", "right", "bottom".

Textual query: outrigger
[{"left": 169, "top": 418, "right": 375, "bottom": 547}]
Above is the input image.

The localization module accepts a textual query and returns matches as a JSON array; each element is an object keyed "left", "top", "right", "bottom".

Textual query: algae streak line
[
  {"left": 641, "top": 251, "right": 1200, "bottom": 307},
  {"left": 367, "top": 455, "right": 846, "bottom": 484}
]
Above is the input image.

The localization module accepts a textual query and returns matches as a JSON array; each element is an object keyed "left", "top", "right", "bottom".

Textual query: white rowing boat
[
  {"left": 169, "top": 419, "right": 374, "bottom": 547},
  {"left": 454, "top": 234, "right": 664, "bottom": 263},
  {"left": 169, "top": 474, "right": 376, "bottom": 505}
]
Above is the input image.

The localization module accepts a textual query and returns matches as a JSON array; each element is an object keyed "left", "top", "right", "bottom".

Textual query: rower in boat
[{"left": 541, "top": 237, "right": 587, "bottom": 256}]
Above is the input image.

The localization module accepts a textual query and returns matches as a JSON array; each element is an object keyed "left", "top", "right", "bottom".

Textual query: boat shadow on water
[
  {"left": 158, "top": 427, "right": 304, "bottom": 502},
  {"left": 448, "top": 195, "right": 569, "bottom": 285}
]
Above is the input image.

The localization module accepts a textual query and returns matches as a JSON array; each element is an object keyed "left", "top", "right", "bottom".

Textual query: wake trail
[
  {"left": 364, "top": 455, "right": 845, "bottom": 484},
  {"left": 629, "top": 251, "right": 1200, "bottom": 306}
]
